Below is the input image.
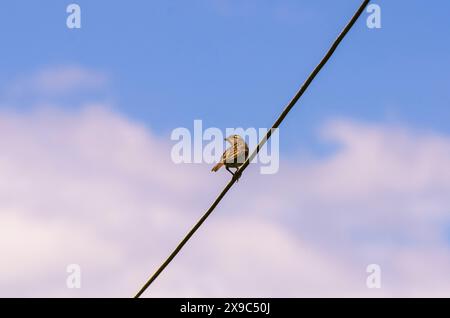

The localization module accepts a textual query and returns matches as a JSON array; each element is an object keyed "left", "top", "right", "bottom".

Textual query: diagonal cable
[{"left": 135, "top": 0, "right": 371, "bottom": 298}]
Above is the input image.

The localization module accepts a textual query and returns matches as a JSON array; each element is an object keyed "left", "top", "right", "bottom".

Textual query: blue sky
[
  {"left": 1, "top": 1, "right": 450, "bottom": 297},
  {"left": 1, "top": 0, "right": 449, "bottom": 153}
]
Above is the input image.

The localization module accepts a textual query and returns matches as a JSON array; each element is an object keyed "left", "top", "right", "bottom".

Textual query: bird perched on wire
[{"left": 211, "top": 134, "right": 249, "bottom": 181}]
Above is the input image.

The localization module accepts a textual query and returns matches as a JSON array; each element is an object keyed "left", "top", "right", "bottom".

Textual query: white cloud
[
  {"left": 3, "top": 65, "right": 108, "bottom": 98},
  {"left": 0, "top": 212, "right": 120, "bottom": 284},
  {"left": 1, "top": 105, "right": 450, "bottom": 297}
]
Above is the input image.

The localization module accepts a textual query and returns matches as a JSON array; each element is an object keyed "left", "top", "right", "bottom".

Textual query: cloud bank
[{"left": 1, "top": 103, "right": 450, "bottom": 297}]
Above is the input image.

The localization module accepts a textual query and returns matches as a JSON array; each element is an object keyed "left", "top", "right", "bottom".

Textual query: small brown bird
[{"left": 212, "top": 134, "right": 249, "bottom": 180}]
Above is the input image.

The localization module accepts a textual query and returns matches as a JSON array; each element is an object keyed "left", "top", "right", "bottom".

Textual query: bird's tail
[{"left": 211, "top": 162, "right": 224, "bottom": 172}]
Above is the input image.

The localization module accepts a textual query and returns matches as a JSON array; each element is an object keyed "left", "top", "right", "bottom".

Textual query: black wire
[{"left": 134, "top": 0, "right": 371, "bottom": 298}]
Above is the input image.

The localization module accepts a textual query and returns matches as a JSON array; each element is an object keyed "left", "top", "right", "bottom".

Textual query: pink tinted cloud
[{"left": 1, "top": 105, "right": 450, "bottom": 297}]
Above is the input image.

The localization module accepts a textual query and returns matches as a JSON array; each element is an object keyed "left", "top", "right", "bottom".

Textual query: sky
[{"left": 0, "top": 1, "right": 450, "bottom": 297}]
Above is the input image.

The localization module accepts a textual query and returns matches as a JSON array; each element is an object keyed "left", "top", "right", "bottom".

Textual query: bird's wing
[
  {"left": 222, "top": 145, "right": 240, "bottom": 163},
  {"left": 222, "top": 144, "right": 249, "bottom": 164}
]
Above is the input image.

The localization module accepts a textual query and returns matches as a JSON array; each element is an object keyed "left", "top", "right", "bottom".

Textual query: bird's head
[{"left": 225, "top": 134, "right": 243, "bottom": 144}]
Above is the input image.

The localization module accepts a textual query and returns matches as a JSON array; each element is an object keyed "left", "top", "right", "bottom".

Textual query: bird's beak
[{"left": 224, "top": 138, "right": 227, "bottom": 141}]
